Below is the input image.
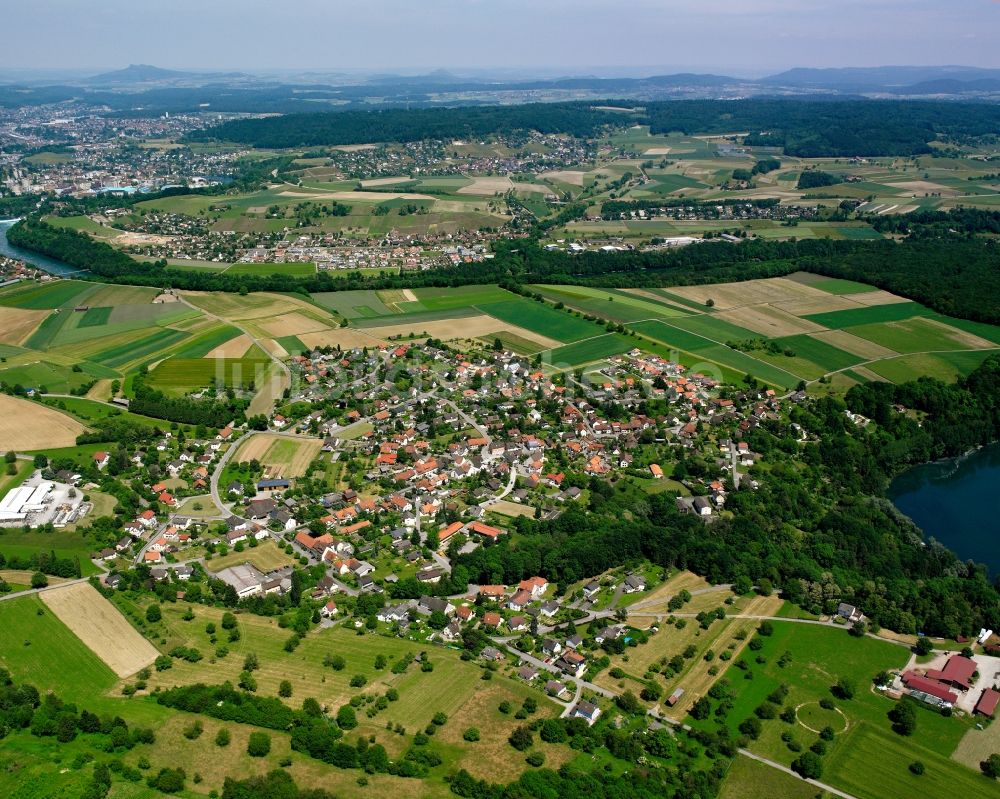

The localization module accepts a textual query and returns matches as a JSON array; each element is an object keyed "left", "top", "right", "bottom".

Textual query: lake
[
  {"left": 0, "top": 219, "right": 84, "bottom": 277},
  {"left": 889, "top": 441, "right": 1000, "bottom": 573}
]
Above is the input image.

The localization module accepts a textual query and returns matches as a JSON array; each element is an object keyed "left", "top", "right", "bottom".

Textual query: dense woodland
[{"left": 186, "top": 98, "right": 1000, "bottom": 156}]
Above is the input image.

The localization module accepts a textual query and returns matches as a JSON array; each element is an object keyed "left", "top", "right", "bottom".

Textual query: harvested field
[
  {"left": 259, "top": 311, "right": 331, "bottom": 337},
  {"left": 772, "top": 296, "right": 863, "bottom": 317},
  {"left": 918, "top": 317, "right": 998, "bottom": 349},
  {"left": 298, "top": 328, "right": 386, "bottom": 350},
  {"left": 205, "top": 333, "right": 252, "bottom": 359},
  {"left": 0, "top": 307, "right": 48, "bottom": 345},
  {"left": 539, "top": 170, "right": 586, "bottom": 185},
  {"left": 233, "top": 433, "right": 323, "bottom": 478},
  {"left": 0, "top": 393, "right": 86, "bottom": 449},
  {"left": 666, "top": 277, "right": 826, "bottom": 310},
  {"left": 715, "top": 305, "right": 825, "bottom": 336},
  {"left": 363, "top": 314, "right": 561, "bottom": 348},
  {"left": 456, "top": 175, "right": 514, "bottom": 194},
  {"left": 40, "top": 582, "right": 158, "bottom": 677},
  {"left": 277, "top": 189, "right": 435, "bottom": 201},
  {"left": 847, "top": 289, "right": 913, "bottom": 306}
]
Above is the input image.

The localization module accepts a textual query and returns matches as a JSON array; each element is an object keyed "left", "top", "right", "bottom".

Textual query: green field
[
  {"left": 772, "top": 334, "right": 866, "bottom": 372},
  {"left": 40, "top": 396, "right": 170, "bottom": 431},
  {"left": 225, "top": 262, "right": 316, "bottom": 277},
  {"left": 846, "top": 317, "right": 980, "bottom": 353},
  {"left": 803, "top": 302, "right": 933, "bottom": 329},
  {"left": 547, "top": 333, "right": 635, "bottom": 366},
  {"left": 0, "top": 281, "right": 94, "bottom": 310},
  {"left": 687, "top": 621, "right": 989, "bottom": 799},
  {"left": 172, "top": 323, "right": 244, "bottom": 357},
  {"left": 0, "top": 595, "right": 118, "bottom": 704},
  {"left": 146, "top": 357, "right": 272, "bottom": 395},
  {"left": 476, "top": 299, "right": 603, "bottom": 343},
  {"left": 311, "top": 289, "right": 396, "bottom": 318},
  {"left": 809, "top": 278, "right": 881, "bottom": 295},
  {"left": 531, "top": 284, "right": 688, "bottom": 323},
  {"left": 89, "top": 328, "right": 189, "bottom": 368},
  {"left": 78, "top": 306, "right": 112, "bottom": 327},
  {"left": 414, "top": 284, "right": 514, "bottom": 311},
  {"left": 0, "top": 360, "right": 107, "bottom": 393}
]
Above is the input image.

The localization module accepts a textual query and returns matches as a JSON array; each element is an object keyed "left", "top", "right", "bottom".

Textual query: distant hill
[
  {"left": 85, "top": 64, "right": 248, "bottom": 86},
  {"left": 763, "top": 65, "right": 1000, "bottom": 91}
]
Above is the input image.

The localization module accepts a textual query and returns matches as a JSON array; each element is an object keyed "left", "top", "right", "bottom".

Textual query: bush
[
  {"left": 509, "top": 726, "right": 533, "bottom": 751},
  {"left": 325, "top": 654, "right": 346, "bottom": 671},
  {"left": 337, "top": 704, "right": 358, "bottom": 730},
  {"left": 431, "top": 712, "right": 447, "bottom": 726},
  {"left": 526, "top": 751, "right": 545, "bottom": 767},
  {"left": 463, "top": 727, "right": 480, "bottom": 742},
  {"left": 540, "top": 719, "right": 567, "bottom": 743},
  {"left": 183, "top": 720, "right": 203, "bottom": 740},
  {"left": 350, "top": 674, "right": 367, "bottom": 688},
  {"left": 145, "top": 604, "right": 162, "bottom": 623},
  {"left": 247, "top": 732, "right": 271, "bottom": 757},
  {"left": 147, "top": 768, "right": 185, "bottom": 793},
  {"left": 909, "top": 761, "right": 925, "bottom": 775},
  {"left": 738, "top": 717, "right": 762, "bottom": 740},
  {"left": 215, "top": 728, "right": 230, "bottom": 747},
  {"left": 889, "top": 701, "right": 917, "bottom": 736},
  {"left": 278, "top": 680, "right": 292, "bottom": 698}
]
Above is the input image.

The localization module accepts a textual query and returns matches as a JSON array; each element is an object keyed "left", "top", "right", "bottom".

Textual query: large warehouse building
[{"left": 0, "top": 481, "right": 54, "bottom": 522}]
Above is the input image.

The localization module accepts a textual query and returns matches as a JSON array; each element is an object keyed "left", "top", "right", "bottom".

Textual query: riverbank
[
  {"left": 889, "top": 440, "right": 1000, "bottom": 574},
  {"left": 0, "top": 219, "right": 89, "bottom": 277}
]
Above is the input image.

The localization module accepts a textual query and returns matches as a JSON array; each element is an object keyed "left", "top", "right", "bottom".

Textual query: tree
[
  {"left": 239, "top": 671, "right": 257, "bottom": 692},
  {"left": 738, "top": 717, "right": 762, "bottom": 740},
  {"left": 909, "top": 761, "right": 925, "bottom": 775},
  {"left": 889, "top": 700, "right": 917, "bottom": 736},
  {"left": 247, "top": 732, "right": 271, "bottom": 757},
  {"left": 792, "top": 751, "right": 823, "bottom": 779},
  {"left": 278, "top": 680, "right": 293, "bottom": 698},
  {"left": 336, "top": 705, "right": 361, "bottom": 732},
  {"left": 914, "top": 636, "right": 933, "bottom": 656},
  {"left": 540, "top": 719, "right": 567, "bottom": 743},
  {"left": 690, "top": 697, "right": 711, "bottom": 720},
  {"left": 221, "top": 612, "right": 237, "bottom": 630},
  {"left": 243, "top": 652, "right": 260, "bottom": 672},
  {"left": 463, "top": 727, "right": 480, "bottom": 742},
  {"left": 145, "top": 604, "right": 162, "bottom": 623},
  {"left": 833, "top": 677, "right": 855, "bottom": 700},
  {"left": 982, "top": 754, "right": 1000, "bottom": 779},
  {"left": 30, "top": 572, "right": 48, "bottom": 589},
  {"left": 509, "top": 726, "right": 533, "bottom": 751},
  {"left": 615, "top": 691, "right": 642, "bottom": 714}
]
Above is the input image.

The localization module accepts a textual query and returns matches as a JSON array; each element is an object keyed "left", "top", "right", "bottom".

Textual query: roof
[
  {"left": 901, "top": 672, "right": 958, "bottom": 703},
  {"left": 976, "top": 688, "right": 1000, "bottom": 716},
  {"left": 925, "top": 655, "right": 977, "bottom": 689}
]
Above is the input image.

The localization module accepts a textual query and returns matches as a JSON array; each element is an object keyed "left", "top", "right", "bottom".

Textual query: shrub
[
  {"left": 247, "top": 732, "right": 271, "bottom": 757},
  {"left": 278, "top": 680, "right": 293, "bottom": 698},
  {"left": 526, "top": 751, "right": 545, "bottom": 767},
  {"left": 145, "top": 604, "right": 162, "bottom": 623},
  {"left": 215, "top": 728, "right": 230, "bottom": 747},
  {"left": 909, "top": 761, "right": 925, "bottom": 775},
  {"left": 463, "top": 727, "right": 480, "bottom": 742},
  {"left": 792, "top": 751, "right": 823, "bottom": 779},
  {"left": 350, "top": 674, "right": 367, "bottom": 688},
  {"left": 509, "top": 726, "right": 533, "bottom": 751}
]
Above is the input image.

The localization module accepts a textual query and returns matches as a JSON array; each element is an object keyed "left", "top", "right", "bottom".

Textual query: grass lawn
[
  {"left": 686, "top": 620, "right": 986, "bottom": 799},
  {"left": 0, "top": 528, "right": 102, "bottom": 576},
  {"left": 719, "top": 754, "right": 818, "bottom": 799},
  {"left": 476, "top": 299, "right": 603, "bottom": 343},
  {"left": 204, "top": 540, "right": 296, "bottom": 574},
  {"left": 547, "top": 333, "right": 635, "bottom": 366}
]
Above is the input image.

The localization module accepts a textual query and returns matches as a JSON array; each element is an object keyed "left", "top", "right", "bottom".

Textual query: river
[
  {"left": 0, "top": 219, "right": 84, "bottom": 277},
  {"left": 889, "top": 441, "right": 1000, "bottom": 573}
]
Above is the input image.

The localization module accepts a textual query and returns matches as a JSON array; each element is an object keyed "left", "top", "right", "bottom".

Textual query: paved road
[{"left": 0, "top": 575, "right": 92, "bottom": 603}]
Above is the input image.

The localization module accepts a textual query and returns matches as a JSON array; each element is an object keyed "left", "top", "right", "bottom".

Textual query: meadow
[{"left": 146, "top": 356, "right": 273, "bottom": 395}]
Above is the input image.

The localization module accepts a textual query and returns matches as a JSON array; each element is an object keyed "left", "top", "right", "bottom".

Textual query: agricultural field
[
  {"left": 0, "top": 393, "right": 86, "bottom": 449},
  {"left": 233, "top": 433, "right": 323, "bottom": 478},
  {"left": 145, "top": 356, "right": 273, "bottom": 395},
  {"left": 40, "top": 582, "right": 159, "bottom": 678}
]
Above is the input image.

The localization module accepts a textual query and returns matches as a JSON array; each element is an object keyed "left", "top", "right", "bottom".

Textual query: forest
[
  {"left": 185, "top": 98, "right": 1000, "bottom": 156},
  {"left": 457, "top": 356, "right": 1000, "bottom": 639}
]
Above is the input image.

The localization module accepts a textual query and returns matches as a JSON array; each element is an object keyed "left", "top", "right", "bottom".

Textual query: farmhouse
[
  {"left": 924, "top": 654, "right": 977, "bottom": 691},
  {"left": 975, "top": 688, "right": 1000, "bottom": 717},
  {"left": 215, "top": 563, "right": 268, "bottom": 598},
  {"left": 901, "top": 671, "right": 958, "bottom": 705}
]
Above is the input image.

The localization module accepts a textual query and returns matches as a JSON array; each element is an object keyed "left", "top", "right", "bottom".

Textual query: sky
[{"left": 3, "top": 0, "right": 1000, "bottom": 75}]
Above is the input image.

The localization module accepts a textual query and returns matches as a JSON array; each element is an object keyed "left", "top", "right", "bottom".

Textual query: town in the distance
[{"left": 2, "top": 22, "right": 1000, "bottom": 799}]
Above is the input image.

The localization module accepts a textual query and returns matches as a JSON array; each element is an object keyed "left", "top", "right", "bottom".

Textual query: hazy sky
[{"left": 4, "top": 0, "right": 1000, "bottom": 74}]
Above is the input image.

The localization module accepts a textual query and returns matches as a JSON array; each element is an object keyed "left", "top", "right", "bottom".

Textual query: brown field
[
  {"left": 0, "top": 569, "right": 68, "bottom": 586},
  {"left": 848, "top": 289, "right": 913, "bottom": 307},
  {"left": 234, "top": 433, "right": 323, "bottom": 478},
  {"left": 40, "top": 582, "right": 158, "bottom": 677},
  {"left": 0, "top": 393, "right": 87, "bottom": 450},
  {"left": 85, "top": 379, "right": 114, "bottom": 401},
  {"left": 667, "top": 277, "right": 826, "bottom": 311},
  {"left": 887, "top": 179, "right": 960, "bottom": 197},
  {"left": 851, "top": 365, "right": 892, "bottom": 381},
  {"left": 625, "top": 570, "right": 715, "bottom": 618},
  {"left": 205, "top": 333, "right": 252, "bottom": 358},
  {"left": 772, "top": 296, "right": 862, "bottom": 316},
  {"left": 205, "top": 541, "right": 297, "bottom": 574},
  {"left": 716, "top": 304, "right": 825, "bottom": 336},
  {"left": 539, "top": 170, "right": 586, "bottom": 186},
  {"left": 299, "top": 328, "right": 386, "bottom": 350},
  {"left": 364, "top": 314, "right": 561, "bottom": 348},
  {"left": 456, "top": 176, "right": 514, "bottom": 195},
  {"left": 260, "top": 312, "right": 333, "bottom": 338},
  {"left": 953, "top": 721, "right": 1000, "bottom": 770},
  {"left": 360, "top": 176, "right": 411, "bottom": 187},
  {"left": 277, "top": 189, "right": 435, "bottom": 202},
  {"left": 0, "top": 306, "right": 49, "bottom": 345},
  {"left": 809, "top": 329, "right": 899, "bottom": 359},
  {"left": 488, "top": 499, "right": 537, "bottom": 518}
]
